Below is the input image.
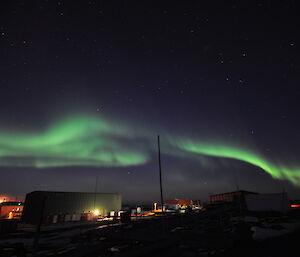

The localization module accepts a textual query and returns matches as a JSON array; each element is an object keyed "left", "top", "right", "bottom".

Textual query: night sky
[{"left": 1, "top": 1, "right": 300, "bottom": 203}]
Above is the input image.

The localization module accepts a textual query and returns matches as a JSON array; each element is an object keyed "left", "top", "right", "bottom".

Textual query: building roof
[
  {"left": 29, "top": 190, "right": 120, "bottom": 195},
  {"left": 210, "top": 190, "right": 258, "bottom": 197},
  {"left": 165, "top": 200, "right": 200, "bottom": 205},
  {"left": 0, "top": 201, "right": 24, "bottom": 206}
]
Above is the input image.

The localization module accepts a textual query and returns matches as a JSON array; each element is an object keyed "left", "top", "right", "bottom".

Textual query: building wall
[
  {"left": 165, "top": 200, "right": 201, "bottom": 206},
  {"left": 210, "top": 190, "right": 257, "bottom": 204},
  {"left": 22, "top": 191, "right": 121, "bottom": 225},
  {"left": 245, "top": 193, "right": 290, "bottom": 212},
  {"left": 210, "top": 193, "right": 234, "bottom": 203}
]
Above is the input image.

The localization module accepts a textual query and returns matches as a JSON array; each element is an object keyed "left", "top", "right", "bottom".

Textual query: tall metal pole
[
  {"left": 93, "top": 176, "right": 99, "bottom": 211},
  {"left": 281, "top": 181, "right": 285, "bottom": 213},
  {"left": 157, "top": 135, "right": 164, "bottom": 214}
]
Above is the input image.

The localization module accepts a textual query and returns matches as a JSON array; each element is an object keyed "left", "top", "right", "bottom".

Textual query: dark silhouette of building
[
  {"left": 22, "top": 191, "right": 121, "bottom": 225},
  {"left": 210, "top": 190, "right": 257, "bottom": 204}
]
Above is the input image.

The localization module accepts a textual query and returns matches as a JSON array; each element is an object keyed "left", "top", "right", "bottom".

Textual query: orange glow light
[
  {"left": 93, "top": 209, "right": 100, "bottom": 216},
  {"left": 291, "top": 204, "right": 300, "bottom": 208},
  {"left": 8, "top": 212, "right": 14, "bottom": 219},
  {"left": 144, "top": 212, "right": 155, "bottom": 216}
]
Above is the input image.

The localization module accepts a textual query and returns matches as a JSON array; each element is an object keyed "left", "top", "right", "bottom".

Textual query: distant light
[
  {"left": 8, "top": 212, "right": 13, "bottom": 219},
  {"left": 291, "top": 204, "right": 300, "bottom": 208},
  {"left": 93, "top": 209, "right": 100, "bottom": 216}
]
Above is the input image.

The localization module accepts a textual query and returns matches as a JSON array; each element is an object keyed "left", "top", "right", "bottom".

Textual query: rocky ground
[{"left": 1, "top": 211, "right": 300, "bottom": 257}]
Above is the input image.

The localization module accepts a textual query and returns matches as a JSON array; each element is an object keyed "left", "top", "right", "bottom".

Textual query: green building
[{"left": 22, "top": 191, "right": 121, "bottom": 225}]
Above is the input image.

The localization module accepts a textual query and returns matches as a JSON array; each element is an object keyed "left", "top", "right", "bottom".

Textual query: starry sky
[{"left": 1, "top": 1, "right": 300, "bottom": 203}]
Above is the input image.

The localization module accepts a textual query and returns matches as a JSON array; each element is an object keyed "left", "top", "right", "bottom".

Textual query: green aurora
[
  {"left": 172, "top": 138, "right": 300, "bottom": 186},
  {"left": 0, "top": 115, "right": 148, "bottom": 168},
  {"left": 0, "top": 115, "right": 299, "bottom": 186}
]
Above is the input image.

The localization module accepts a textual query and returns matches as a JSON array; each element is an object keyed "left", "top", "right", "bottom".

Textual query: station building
[
  {"left": 0, "top": 201, "right": 24, "bottom": 220},
  {"left": 165, "top": 199, "right": 201, "bottom": 210},
  {"left": 210, "top": 190, "right": 290, "bottom": 212},
  {"left": 22, "top": 191, "right": 121, "bottom": 225},
  {"left": 210, "top": 190, "right": 257, "bottom": 204}
]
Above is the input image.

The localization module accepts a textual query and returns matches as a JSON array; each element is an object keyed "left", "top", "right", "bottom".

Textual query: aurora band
[
  {"left": 172, "top": 138, "right": 300, "bottom": 186},
  {"left": 0, "top": 114, "right": 300, "bottom": 187},
  {"left": 0, "top": 115, "right": 148, "bottom": 168}
]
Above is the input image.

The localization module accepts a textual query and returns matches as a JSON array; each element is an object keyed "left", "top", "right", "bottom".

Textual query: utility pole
[
  {"left": 281, "top": 181, "right": 286, "bottom": 213},
  {"left": 93, "top": 176, "right": 99, "bottom": 211},
  {"left": 157, "top": 135, "right": 164, "bottom": 214}
]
